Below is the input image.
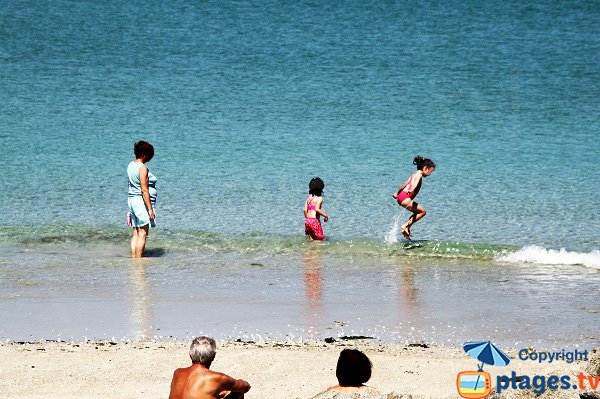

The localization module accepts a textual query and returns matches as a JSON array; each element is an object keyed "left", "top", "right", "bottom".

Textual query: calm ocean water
[{"left": 0, "top": 1, "right": 598, "bottom": 344}]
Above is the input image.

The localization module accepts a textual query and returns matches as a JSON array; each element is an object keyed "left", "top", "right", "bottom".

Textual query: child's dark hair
[
  {"left": 413, "top": 155, "right": 435, "bottom": 170},
  {"left": 335, "top": 349, "right": 372, "bottom": 387},
  {"left": 308, "top": 177, "right": 325, "bottom": 196}
]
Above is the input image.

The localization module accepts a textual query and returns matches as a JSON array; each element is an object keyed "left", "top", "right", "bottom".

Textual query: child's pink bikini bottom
[{"left": 304, "top": 218, "right": 325, "bottom": 240}]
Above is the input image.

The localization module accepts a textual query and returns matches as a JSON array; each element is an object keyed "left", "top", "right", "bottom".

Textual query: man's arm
[
  {"left": 218, "top": 374, "right": 251, "bottom": 393},
  {"left": 168, "top": 370, "right": 182, "bottom": 399}
]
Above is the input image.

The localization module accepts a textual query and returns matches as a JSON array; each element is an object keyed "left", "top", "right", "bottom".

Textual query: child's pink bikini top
[{"left": 306, "top": 195, "right": 316, "bottom": 210}]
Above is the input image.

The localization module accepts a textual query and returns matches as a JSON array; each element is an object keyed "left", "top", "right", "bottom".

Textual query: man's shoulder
[
  {"left": 202, "top": 369, "right": 239, "bottom": 389},
  {"left": 172, "top": 366, "right": 189, "bottom": 377},
  {"left": 203, "top": 369, "right": 232, "bottom": 380},
  {"left": 177, "top": 367, "right": 229, "bottom": 379}
]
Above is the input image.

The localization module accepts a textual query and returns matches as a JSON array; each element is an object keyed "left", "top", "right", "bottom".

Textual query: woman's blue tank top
[{"left": 127, "top": 161, "right": 157, "bottom": 204}]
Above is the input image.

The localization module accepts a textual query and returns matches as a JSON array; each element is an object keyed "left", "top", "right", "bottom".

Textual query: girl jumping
[{"left": 393, "top": 155, "right": 436, "bottom": 240}]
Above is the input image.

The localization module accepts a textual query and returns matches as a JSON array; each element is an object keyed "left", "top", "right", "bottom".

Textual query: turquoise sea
[{"left": 0, "top": 1, "right": 598, "bottom": 347}]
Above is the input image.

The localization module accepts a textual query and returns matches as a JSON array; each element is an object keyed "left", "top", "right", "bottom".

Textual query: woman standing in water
[{"left": 127, "top": 141, "right": 157, "bottom": 258}]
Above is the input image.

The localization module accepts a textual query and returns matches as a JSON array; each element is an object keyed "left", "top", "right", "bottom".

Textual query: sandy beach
[{"left": 0, "top": 339, "right": 595, "bottom": 399}]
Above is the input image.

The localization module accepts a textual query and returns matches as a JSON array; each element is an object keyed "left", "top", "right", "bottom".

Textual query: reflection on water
[
  {"left": 396, "top": 260, "right": 419, "bottom": 315},
  {"left": 304, "top": 249, "right": 323, "bottom": 302},
  {"left": 303, "top": 245, "right": 324, "bottom": 338},
  {"left": 128, "top": 261, "right": 153, "bottom": 338}
]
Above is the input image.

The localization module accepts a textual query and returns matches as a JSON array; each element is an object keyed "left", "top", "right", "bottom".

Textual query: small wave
[
  {"left": 0, "top": 225, "right": 130, "bottom": 245},
  {"left": 7, "top": 225, "right": 597, "bottom": 266},
  {"left": 496, "top": 245, "right": 600, "bottom": 269},
  {"left": 0, "top": 224, "right": 517, "bottom": 260}
]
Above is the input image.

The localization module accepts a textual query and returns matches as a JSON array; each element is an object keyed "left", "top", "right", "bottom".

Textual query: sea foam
[{"left": 496, "top": 245, "right": 600, "bottom": 269}]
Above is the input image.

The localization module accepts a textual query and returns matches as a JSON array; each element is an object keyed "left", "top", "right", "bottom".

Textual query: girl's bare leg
[
  {"left": 401, "top": 201, "right": 426, "bottom": 239},
  {"left": 405, "top": 203, "right": 427, "bottom": 233},
  {"left": 400, "top": 223, "right": 412, "bottom": 239}
]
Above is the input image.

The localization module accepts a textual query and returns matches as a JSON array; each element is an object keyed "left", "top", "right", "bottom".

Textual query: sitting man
[{"left": 169, "top": 336, "right": 251, "bottom": 399}]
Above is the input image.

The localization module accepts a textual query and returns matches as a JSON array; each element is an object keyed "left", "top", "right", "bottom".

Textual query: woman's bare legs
[
  {"left": 130, "top": 229, "right": 137, "bottom": 257},
  {"left": 131, "top": 225, "right": 150, "bottom": 258}
]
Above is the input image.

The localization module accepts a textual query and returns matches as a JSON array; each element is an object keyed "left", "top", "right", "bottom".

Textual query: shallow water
[{"left": 1, "top": 0, "right": 599, "bottom": 250}]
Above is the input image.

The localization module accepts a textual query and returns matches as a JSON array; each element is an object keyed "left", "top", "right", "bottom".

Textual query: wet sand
[{"left": 0, "top": 340, "right": 592, "bottom": 399}]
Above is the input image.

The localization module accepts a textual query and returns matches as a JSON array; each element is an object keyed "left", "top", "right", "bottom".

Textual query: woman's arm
[
  {"left": 139, "top": 165, "right": 155, "bottom": 220},
  {"left": 303, "top": 198, "right": 308, "bottom": 217}
]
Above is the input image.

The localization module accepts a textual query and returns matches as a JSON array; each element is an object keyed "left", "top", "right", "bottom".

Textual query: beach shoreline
[
  {"left": 0, "top": 339, "right": 594, "bottom": 399},
  {"left": 2, "top": 242, "right": 598, "bottom": 348}
]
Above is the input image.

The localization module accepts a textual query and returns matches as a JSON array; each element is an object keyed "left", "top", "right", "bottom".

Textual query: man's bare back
[
  {"left": 170, "top": 337, "right": 250, "bottom": 399},
  {"left": 169, "top": 363, "right": 251, "bottom": 399}
]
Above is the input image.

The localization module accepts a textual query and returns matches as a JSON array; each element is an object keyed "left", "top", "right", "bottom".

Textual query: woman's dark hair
[
  {"left": 335, "top": 349, "right": 372, "bottom": 387},
  {"left": 308, "top": 177, "right": 325, "bottom": 196},
  {"left": 413, "top": 155, "right": 435, "bottom": 170},
  {"left": 134, "top": 141, "right": 154, "bottom": 161}
]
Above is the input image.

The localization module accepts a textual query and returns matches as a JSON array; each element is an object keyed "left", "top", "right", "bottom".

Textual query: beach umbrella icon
[
  {"left": 464, "top": 341, "right": 511, "bottom": 371},
  {"left": 461, "top": 341, "right": 510, "bottom": 397}
]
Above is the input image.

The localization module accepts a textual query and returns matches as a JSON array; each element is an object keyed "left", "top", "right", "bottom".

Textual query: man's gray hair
[{"left": 189, "top": 336, "right": 217, "bottom": 366}]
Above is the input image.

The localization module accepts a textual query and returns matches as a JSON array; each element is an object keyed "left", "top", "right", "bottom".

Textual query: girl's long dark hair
[
  {"left": 413, "top": 155, "right": 435, "bottom": 170},
  {"left": 309, "top": 177, "right": 324, "bottom": 196}
]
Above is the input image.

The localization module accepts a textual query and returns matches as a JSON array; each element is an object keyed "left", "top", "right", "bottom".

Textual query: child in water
[
  {"left": 393, "top": 156, "right": 436, "bottom": 240},
  {"left": 304, "top": 177, "right": 329, "bottom": 240}
]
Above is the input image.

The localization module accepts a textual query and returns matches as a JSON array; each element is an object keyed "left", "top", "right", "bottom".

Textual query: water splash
[{"left": 384, "top": 212, "right": 405, "bottom": 244}]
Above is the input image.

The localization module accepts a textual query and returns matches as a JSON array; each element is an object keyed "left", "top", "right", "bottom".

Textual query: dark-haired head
[
  {"left": 134, "top": 141, "right": 154, "bottom": 162},
  {"left": 335, "top": 349, "right": 372, "bottom": 387},
  {"left": 309, "top": 177, "right": 325, "bottom": 196},
  {"left": 413, "top": 155, "right": 435, "bottom": 171}
]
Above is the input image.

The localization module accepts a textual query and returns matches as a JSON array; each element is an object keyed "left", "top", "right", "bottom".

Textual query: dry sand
[{"left": 0, "top": 340, "right": 593, "bottom": 399}]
